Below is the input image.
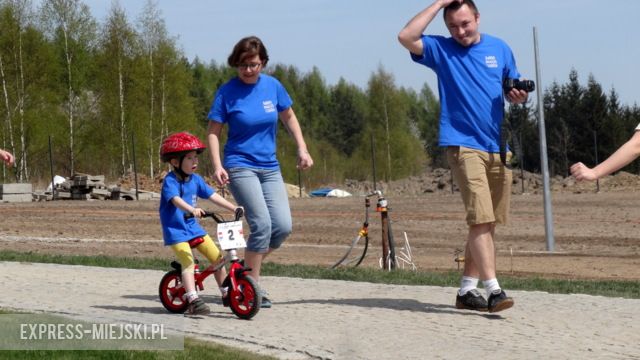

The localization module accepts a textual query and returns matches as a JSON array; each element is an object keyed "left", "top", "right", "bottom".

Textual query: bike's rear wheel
[
  {"left": 331, "top": 234, "right": 369, "bottom": 269},
  {"left": 228, "top": 274, "right": 261, "bottom": 320},
  {"left": 159, "top": 270, "right": 188, "bottom": 313}
]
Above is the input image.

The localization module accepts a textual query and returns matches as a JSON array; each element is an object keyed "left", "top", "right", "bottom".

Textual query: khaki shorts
[{"left": 446, "top": 146, "right": 512, "bottom": 226}]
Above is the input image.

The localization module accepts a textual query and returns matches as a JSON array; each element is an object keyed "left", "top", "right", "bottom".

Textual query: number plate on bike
[{"left": 216, "top": 221, "right": 246, "bottom": 250}]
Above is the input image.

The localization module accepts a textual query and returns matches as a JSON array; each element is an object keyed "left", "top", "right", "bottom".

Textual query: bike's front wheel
[
  {"left": 159, "top": 270, "right": 188, "bottom": 313},
  {"left": 228, "top": 274, "right": 261, "bottom": 320}
]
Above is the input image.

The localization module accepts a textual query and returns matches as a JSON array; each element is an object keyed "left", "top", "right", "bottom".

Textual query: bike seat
[
  {"left": 170, "top": 260, "right": 182, "bottom": 272},
  {"left": 170, "top": 258, "right": 199, "bottom": 272},
  {"left": 188, "top": 237, "right": 205, "bottom": 248}
]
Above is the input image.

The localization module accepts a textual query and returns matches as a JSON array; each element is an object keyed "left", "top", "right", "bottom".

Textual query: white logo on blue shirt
[
  {"left": 485, "top": 56, "right": 498, "bottom": 68},
  {"left": 263, "top": 100, "right": 276, "bottom": 113}
]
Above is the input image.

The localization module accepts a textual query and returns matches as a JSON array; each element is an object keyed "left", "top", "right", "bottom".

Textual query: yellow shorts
[
  {"left": 169, "top": 234, "right": 222, "bottom": 273},
  {"left": 446, "top": 146, "right": 512, "bottom": 226}
]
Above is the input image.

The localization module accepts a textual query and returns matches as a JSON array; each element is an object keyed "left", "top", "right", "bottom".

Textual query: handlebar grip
[
  {"left": 183, "top": 212, "right": 213, "bottom": 220},
  {"left": 234, "top": 207, "right": 244, "bottom": 221},
  {"left": 184, "top": 211, "right": 238, "bottom": 223}
]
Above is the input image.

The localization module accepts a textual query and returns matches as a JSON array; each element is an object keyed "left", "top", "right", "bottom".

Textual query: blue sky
[{"left": 84, "top": 0, "right": 640, "bottom": 107}]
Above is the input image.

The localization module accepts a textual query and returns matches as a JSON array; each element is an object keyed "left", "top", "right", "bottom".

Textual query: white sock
[
  {"left": 482, "top": 278, "right": 501, "bottom": 297},
  {"left": 219, "top": 286, "right": 228, "bottom": 297},
  {"left": 458, "top": 276, "right": 479, "bottom": 296},
  {"left": 186, "top": 291, "right": 198, "bottom": 303}
]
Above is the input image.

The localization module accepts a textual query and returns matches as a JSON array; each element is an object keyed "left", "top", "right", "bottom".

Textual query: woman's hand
[
  {"left": 213, "top": 167, "right": 230, "bottom": 188},
  {"left": 297, "top": 150, "right": 314, "bottom": 170}
]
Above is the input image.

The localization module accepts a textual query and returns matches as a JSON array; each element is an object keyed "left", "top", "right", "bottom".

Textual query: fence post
[
  {"left": 297, "top": 169, "right": 302, "bottom": 198},
  {"left": 49, "top": 136, "right": 56, "bottom": 200},
  {"left": 131, "top": 133, "right": 139, "bottom": 201}
]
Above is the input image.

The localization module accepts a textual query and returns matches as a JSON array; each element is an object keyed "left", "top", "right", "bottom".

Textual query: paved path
[{"left": 1, "top": 262, "right": 639, "bottom": 359}]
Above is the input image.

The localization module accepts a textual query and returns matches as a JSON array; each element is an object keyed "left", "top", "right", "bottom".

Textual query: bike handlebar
[
  {"left": 184, "top": 207, "right": 244, "bottom": 223},
  {"left": 366, "top": 190, "right": 382, "bottom": 197}
]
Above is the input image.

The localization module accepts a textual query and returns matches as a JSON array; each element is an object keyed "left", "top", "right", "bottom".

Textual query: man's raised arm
[{"left": 398, "top": 0, "right": 459, "bottom": 55}]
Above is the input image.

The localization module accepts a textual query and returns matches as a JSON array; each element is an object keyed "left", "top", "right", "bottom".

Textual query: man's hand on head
[{"left": 440, "top": 0, "right": 463, "bottom": 7}]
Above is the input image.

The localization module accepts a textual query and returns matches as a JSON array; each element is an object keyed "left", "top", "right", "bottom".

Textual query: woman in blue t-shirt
[{"left": 206, "top": 36, "right": 313, "bottom": 308}]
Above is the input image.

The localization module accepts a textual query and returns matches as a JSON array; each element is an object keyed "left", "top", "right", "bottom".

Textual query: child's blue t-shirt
[
  {"left": 207, "top": 74, "right": 293, "bottom": 170},
  {"left": 411, "top": 33, "right": 521, "bottom": 153},
  {"left": 159, "top": 171, "right": 215, "bottom": 246}
]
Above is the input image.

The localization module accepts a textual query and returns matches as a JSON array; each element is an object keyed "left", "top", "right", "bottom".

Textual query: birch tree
[
  {"left": 40, "top": 0, "right": 96, "bottom": 175},
  {"left": 97, "top": 1, "right": 137, "bottom": 176},
  {"left": 137, "top": 0, "right": 165, "bottom": 177},
  {"left": 367, "top": 68, "right": 406, "bottom": 181},
  {"left": 0, "top": 0, "right": 33, "bottom": 181},
  {"left": 0, "top": 52, "right": 15, "bottom": 178}
]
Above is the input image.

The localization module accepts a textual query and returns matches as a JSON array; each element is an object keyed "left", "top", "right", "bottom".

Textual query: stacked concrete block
[
  {"left": 73, "top": 174, "right": 105, "bottom": 188},
  {"left": 119, "top": 189, "right": 154, "bottom": 200},
  {"left": 49, "top": 177, "right": 71, "bottom": 200},
  {"left": 90, "top": 187, "right": 111, "bottom": 200},
  {"left": 42, "top": 173, "right": 159, "bottom": 201},
  {"left": 71, "top": 174, "right": 107, "bottom": 200},
  {"left": 0, "top": 183, "right": 33, "bottom": 202}
]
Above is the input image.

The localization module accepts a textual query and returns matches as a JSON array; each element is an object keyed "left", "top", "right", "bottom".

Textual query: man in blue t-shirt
[{"left": 399, "top": 0, "right": 529, "bottom": 313}]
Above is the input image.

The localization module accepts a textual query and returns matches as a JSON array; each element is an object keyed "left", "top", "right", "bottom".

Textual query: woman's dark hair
[
  {"left": 443, "top": 0, "right": 478, "bottom": 20},
  {"left": 227, "top": 36, "right": 269, "bottom": 67}
]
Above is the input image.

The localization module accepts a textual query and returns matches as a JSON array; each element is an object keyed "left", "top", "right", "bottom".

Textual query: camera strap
[{"left": 499, "top": 113, "right": 523, "bottom": 170}]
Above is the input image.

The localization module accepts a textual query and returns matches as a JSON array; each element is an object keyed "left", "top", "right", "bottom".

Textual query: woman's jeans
[{"left": 227, "top": 168, "right": 292, "bottom": 253}]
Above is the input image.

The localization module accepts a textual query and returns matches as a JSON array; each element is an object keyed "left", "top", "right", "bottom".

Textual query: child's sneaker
[
  {"left": 186, "top": 298, "right": 210, "bottom": 315},
  {"left": 487, "top": 289, "right": 514, "bottom": 313},
  {"left": 259, "top": 290, "right": 272, "bottom": 308}
]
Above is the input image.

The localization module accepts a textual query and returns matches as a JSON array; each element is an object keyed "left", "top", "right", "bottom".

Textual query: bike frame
[
  {"left": 160, "top": 208, "right": 262, "bottom": 319},
  {"left": 332, "top": 190, "right": 396, "bottom": 270},
  {"left": 375, "top": 191, "right": 396, "bottom": 270},
  {"left": 192, "top": 212, "right": 251, "bottom": 295}
]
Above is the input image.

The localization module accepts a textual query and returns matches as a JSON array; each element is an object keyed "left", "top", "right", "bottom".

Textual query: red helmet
[{"left": 160, "top": 132, "right": 206, "bottom": 162}]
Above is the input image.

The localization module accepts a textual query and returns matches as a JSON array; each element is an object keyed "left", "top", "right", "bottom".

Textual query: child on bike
[{"left": 159, "top": 132, "right": 240, "bottom": 315}]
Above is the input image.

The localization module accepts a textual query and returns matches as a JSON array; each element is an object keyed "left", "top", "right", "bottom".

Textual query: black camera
[{"left": 503, "top": 78, "right": 535, "bottom": 93}]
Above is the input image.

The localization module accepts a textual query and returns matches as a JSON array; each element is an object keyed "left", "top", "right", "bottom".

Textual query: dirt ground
[{"left": 1, "top": 184, "right": 639, "bottom": 281}]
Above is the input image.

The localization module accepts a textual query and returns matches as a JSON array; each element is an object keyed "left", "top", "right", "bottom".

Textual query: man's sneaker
[
  {"left": 221, "top": 294, "right": 230, "bottom": 307},
  {"left": 455, "top": 288, "right": 488, "bottom": 312},
  {"left": 259, "top": 290, "right": 272, "bottom": 308},
  {"left": 186, "top": 298, "right": 210, "bottom": 315},
  {"left": 488, "top": 289, "right": 514, "bottom": 313}
]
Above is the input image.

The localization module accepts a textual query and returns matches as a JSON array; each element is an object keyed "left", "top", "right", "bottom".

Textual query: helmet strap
[{"left": 172, "top": 155, "right": 190, "bottom": 181}]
